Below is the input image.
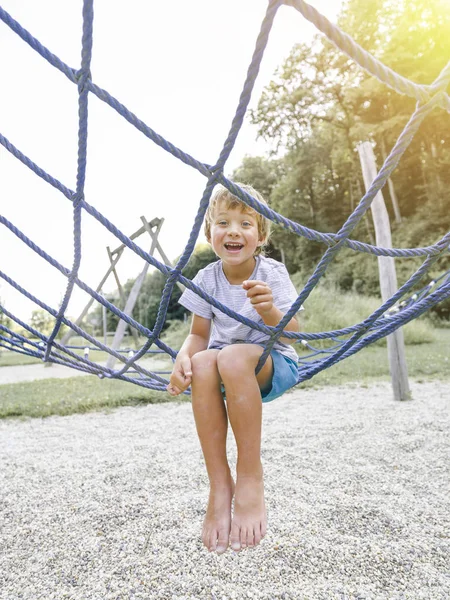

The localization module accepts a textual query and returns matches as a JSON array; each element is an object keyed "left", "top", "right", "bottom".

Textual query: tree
[
  {"left": 0, "top": 302, "right": 12, "bottom": 331},
  {"left": 29, "top": 310, "right": 55, "bottom": 337},
  {"left": 235, "top": 0, "right": 449, "bottom": 312}
]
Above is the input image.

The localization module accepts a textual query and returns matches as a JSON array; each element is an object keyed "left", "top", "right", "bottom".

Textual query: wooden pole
[
  {"left": 106, "top": 246, "right": 139, "bottom": 349},
  {"left": 357, "top": 142, "right": 411, "bottom": 401},
  {"left": 380, "top": 137, "right": 402, "bottom": 223}
]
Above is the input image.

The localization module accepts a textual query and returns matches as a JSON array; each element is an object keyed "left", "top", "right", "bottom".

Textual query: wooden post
[
  {"left": 356, "top": 179, "right": 376, "bottom": 246},
  {"left": 380, "top": 137, "right": 402, "bottom": 223},
  {"left": 357, "top": 142, "right": 411, "bottom": 401},
  {"left": 105, "top": 218, "right": 164, "bottom": 369},
  {"left": 106, "top": 246, "right": 140, "bottom": 349}
]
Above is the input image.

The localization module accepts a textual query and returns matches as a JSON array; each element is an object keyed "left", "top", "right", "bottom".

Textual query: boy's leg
[
  {"left": 217, "top": 344, "right": 273, "bottom": 552},
  {"left": 190, "top": 349, "right": 234, "bottom": 554}
]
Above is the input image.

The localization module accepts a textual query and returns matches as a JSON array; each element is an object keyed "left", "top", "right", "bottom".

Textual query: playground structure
[
  {"left": 56, "top": 216, "right": 183, "bottom": 370},
  {"left": 0, "top": 0, "right": 449, "bottom": 393}
]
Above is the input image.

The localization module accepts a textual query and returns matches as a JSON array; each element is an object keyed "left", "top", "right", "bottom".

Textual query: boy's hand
[
  {"left": 243, "top": 279, "right": 274, "bottom": 316},
  {"left": 167, "top": 356, "right": 192, "bottom": 396}
]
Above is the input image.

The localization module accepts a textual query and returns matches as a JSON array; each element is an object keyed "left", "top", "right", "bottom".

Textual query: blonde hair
[{"left": 204, "top": 183, "right": 271, "bottom": 255}]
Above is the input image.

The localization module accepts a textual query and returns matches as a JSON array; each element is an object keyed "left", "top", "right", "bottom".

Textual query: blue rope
[{"left": 0, "top": 1, "right": 449, "bottom": 391}]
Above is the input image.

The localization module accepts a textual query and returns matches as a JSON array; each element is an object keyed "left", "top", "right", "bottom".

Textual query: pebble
[{"left": 0, "top": 381, "right": 449, "bottom": 599}]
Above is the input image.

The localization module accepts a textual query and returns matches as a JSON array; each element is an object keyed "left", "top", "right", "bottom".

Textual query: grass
[
  {"left": 292, "top": 278, "right": 437, "bottom": 346},
  {"left": 0, "top": 377, "right": 186, "bottom": 419},
  {"left": 0, "top": 352, "right": 43, "bottom": 367},
  {"left": 1, "top": 289, "right": 448, "bottom": 419},
  {"left": 296, "top": 328, "right": 449, "bottom": 389},
  {"left": 0, "top": 329, "right": 448, "bottom": 419}
]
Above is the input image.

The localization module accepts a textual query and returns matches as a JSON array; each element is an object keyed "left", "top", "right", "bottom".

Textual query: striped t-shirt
[{"left": 179, "top": 255, "right": 301, "bottom": 362}]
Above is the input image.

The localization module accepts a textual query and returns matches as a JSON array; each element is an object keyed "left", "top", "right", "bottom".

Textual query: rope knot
[
  {"left": 72, "top": 192, "right": 84, "bottom": 208},
  {"left": 208, "top": 165, "right": 224, "bottom": 179},
  {"left": 75, "top": 68, "right": 92, "bottom": 93},
  {"left": 168, "top": 268, "right": 182, "bottom": 282}
]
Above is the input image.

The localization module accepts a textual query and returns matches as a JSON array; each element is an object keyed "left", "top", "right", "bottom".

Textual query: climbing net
[{"left": 0, "top": 0, "right": 449, "bottom": 391}]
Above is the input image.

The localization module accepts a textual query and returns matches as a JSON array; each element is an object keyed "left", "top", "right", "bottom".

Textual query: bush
[{"left": 160, "top": 319, "right": 191, "bottom": 351}]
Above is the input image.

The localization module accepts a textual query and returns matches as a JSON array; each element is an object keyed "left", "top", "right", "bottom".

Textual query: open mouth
[{"left": 224, "top": 242, "right": 244, "bottom": 252}]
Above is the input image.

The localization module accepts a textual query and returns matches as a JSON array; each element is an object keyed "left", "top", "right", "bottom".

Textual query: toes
[
  {"left": 203, "top": 529, "right": 217, "bottom": 552},
  {"left": 202, "top": 530, "right": 209, "bottom": 550},
  {"left": 216, "top": 530, "right": 229, "bottom": 554},
  {"left": 216, "top": 528, "right": 229, "bottom": 554},
  {"left": 240, "top": 527, "right": 249, "bottom": 549},
  {"left": 230, "top": 523, "right": 241, "bottom": 552},
  {"left": 247, "top": 528, "right": 256, "bottom": 548},
  {"left": 254, "top": 524, "right": 262, "bottom": 546},
  {"left": 208, "top": 531, "right": 218, "bottom": 553}
]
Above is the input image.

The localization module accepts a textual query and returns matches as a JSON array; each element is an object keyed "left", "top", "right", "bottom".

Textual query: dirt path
[{"left": 0, "top": 357, "right": 171, "bottom": 385}]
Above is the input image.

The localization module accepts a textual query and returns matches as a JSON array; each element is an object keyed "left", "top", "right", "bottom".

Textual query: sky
[{"left": 0, "top": 0, "right": 342, "bottom": 323}]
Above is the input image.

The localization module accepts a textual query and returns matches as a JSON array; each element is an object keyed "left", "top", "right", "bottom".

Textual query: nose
[{"left": 227, "top": 222, "right": 240, "bottom": 236}]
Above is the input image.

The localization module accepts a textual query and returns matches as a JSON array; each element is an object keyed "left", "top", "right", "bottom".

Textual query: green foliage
[
  {"left": 27, "top": 310, "right": 69, "bottom": 340},
  {"left": 0, "top": 303, "right": 11, "bottom": 330},
  {"left": 29, "top": 309, "right": 54, "bottom": 336},
  {"left": 236, "top": 0, "right": 450, "bottom": 322},
  {"left": 232, "top": 155, "right": 285, "bottom": 200},
  {"left": 160, "top": 318, "right": 191, "bottom": 351}
]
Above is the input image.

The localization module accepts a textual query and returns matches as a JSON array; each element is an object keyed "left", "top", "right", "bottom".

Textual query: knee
[
  {"left": 191, "top": 350, "right": 219, "bottom": 380},
  {"left": 217, "top": 345, "right": 255, "bottom": 380}
]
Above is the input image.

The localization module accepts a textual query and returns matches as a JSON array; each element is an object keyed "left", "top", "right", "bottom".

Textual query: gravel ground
[{"left": 0, "top": 380, "right": 449, "bottom": 600}]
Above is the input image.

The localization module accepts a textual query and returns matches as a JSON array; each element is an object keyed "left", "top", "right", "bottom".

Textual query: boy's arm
[
  {"left": 166, "top": 314, "right": 211, "bottom": 395},
  {"left": 243, "top": 280, "right": 299, "bottom": 344}
]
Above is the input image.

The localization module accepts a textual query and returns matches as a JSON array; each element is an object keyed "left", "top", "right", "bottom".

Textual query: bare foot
[
  {"left": 230, "top": 471, "right": 267, "bottom": 551},
  {"left": 202, "top": 476, "right": 235, "bottom": 554}
]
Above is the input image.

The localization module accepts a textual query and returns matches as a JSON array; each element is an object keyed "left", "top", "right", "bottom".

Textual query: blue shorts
[
  {"left": 221, "top": 349, "right": 299, "bottom": 404},
  {"left": 260, "top": 350, "right": 299, "bottom": 403}
]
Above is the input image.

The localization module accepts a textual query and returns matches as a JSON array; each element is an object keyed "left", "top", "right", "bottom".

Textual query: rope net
[{"left": 0, "top": 0, "right": 449, "bottom": 392}]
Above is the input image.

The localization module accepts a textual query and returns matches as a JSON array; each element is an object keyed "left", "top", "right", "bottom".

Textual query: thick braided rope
[
  {"left": 0, "top": 132, "right": 446, "bottom": 260},
  {"left": 2, "top": 212, "right": 448, "bottom": 347},
  {"left": 44, "top": 0, "right": 94, "bottom": 362},
  {"left": 285, "top": 0, "right": 450, "bottom": 113},
  {"left": 0, "top": 0, "right": 449, "bottom": 391}
]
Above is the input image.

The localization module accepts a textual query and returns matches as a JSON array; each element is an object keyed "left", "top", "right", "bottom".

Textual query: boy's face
[{"left": 208, "top": 201, "right": 263, "bottom": 268}]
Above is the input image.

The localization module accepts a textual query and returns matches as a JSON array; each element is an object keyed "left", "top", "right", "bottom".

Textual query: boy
[{"left": 167, "top": 184, "right": 300, "bottom": 554}]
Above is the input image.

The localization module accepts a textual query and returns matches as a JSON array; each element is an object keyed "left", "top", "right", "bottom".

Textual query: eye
[
  {"left": 242, "top": 220, "right": 253, "bottom": 227},
  {"left": 217, "top": 220, "right": 228, "bottom": 226}
]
